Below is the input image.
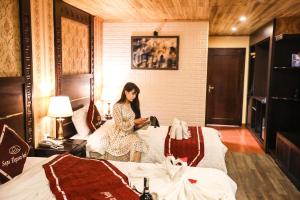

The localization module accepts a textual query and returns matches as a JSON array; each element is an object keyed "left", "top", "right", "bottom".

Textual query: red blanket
[
  {"left": 164, "top": 126, "right": 204, "bottom": 167},
  {"left": 43, "top": 154, "right": 139, "bottom": 200}
]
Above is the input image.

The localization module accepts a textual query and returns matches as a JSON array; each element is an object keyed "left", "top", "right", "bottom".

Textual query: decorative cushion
[
  {"left": 0, "top": 124, "right": 30, "bottom": 183},
  {"left": 86, "top": 101, "right": 102, "bottom": 132},
  {"left": 72, "top": 105, "right": 90, "bottom": 137}
]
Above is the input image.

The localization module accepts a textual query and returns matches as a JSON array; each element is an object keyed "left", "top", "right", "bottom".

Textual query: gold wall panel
[
  {"left": 0, "top": 0, "right": 22, "bottom": 77},
  {"left": 62, "top": 17, "right": 90, "bottom": 75},
  {"left": 31, "top": 0, "right": 56, "bottom": 146}
]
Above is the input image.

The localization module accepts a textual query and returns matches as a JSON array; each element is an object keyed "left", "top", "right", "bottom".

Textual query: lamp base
[
  {"left": 105, "top": 114, "right": 112, "bottom": 120},
  {"left": 57, "top": 118, "right": 65, "bottom": 140}
]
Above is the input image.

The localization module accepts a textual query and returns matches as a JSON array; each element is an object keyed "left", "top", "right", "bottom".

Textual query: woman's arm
[{"left": 113, "top": 104, "right": 135, "bottom": 132}]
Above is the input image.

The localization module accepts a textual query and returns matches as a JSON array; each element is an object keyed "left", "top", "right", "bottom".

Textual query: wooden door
[{"left": 206, "top": 48, "right": 245, "bottom": 125}]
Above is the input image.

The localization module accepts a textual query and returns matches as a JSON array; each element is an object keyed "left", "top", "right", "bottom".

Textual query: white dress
[{"left": 105, "top": 103, "right": 149, "bottom": 159}]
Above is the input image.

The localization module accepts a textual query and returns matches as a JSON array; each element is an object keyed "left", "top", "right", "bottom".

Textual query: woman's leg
[{"left": 131, "top": 151, "right": 141, "bottom": 162}]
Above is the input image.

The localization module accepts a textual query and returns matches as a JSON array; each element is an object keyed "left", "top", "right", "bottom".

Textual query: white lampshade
[
  {"left": 48, "top": 96, "right": 73, "bottom": 118},
  {"left": 101, "top": 86, "right": 118, "bottom": 102}
]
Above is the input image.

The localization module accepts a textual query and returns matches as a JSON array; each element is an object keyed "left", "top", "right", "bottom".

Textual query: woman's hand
[{"left": 134, "top": 117, "right": 148, "bottom": 125}]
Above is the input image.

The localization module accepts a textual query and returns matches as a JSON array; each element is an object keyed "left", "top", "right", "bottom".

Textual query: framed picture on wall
[{"left": 131, "top": 36, "right": 179, "bottom": 70}]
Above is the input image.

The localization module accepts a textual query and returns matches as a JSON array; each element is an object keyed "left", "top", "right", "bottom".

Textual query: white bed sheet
[
  {"left": 86, "top": 122, "right": 228, "bottom": 173},
  {"left": 0, "top": 156, "right": 237, "bottom": 200}
]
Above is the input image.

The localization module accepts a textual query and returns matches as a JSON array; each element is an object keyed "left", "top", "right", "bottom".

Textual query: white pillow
[{"left": 72, "top": 105, "right": 90, "bottom": 137}]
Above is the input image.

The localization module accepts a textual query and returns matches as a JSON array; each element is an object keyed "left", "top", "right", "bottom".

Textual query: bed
[
  {"left": 0, "top": 155, "right": 237, "bottom": 200},
  {"left": 85, "top": 120, "right": 228, "bottom": 173}
]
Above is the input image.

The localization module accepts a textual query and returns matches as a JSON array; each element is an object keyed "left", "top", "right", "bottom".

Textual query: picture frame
[{"left": 131, "top": 36, "right": 179, "bottom": 70}]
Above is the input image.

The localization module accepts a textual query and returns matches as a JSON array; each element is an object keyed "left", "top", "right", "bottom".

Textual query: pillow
[
  {"left": 86, "top": 101, "right": 102, "bottom": 133},
  {"left": 0, "top": 123, "right": 30, "bottom": 183},
  {"left": 72, "top": 105, "right": 90, "bottom": 137}
]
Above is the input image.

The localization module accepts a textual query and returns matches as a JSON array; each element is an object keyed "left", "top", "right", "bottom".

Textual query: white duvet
[
  {"left": 0, "top": 157, "right": 237, "bottom": 200},
  {"left": 86, "top": 121, "right": 228, "bottom": 172}
]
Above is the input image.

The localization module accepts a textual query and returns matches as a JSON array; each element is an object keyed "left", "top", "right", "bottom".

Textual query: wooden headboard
[
  {"left": 0, "top": 0, "right": 34, "bottom": 149},
  {"left": 54, "top": 0, "right": 94, "bottom": 138}
]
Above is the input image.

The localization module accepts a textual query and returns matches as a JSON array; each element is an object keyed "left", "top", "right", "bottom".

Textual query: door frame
[{"left": 205, "top": 48, "right": 246, "bottom": 126}]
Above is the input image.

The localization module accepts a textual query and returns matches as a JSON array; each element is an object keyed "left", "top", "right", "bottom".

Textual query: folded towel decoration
[{"left": 169, "top": 118, "right": 191, "bottom": 140}]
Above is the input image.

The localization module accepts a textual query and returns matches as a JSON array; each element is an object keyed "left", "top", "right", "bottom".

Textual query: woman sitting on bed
[{"left": 105, "top": 82, "right": 149, "bottom": 162}]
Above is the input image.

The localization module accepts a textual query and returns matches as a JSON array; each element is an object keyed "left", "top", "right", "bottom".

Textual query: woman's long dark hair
[{"left": 117, "top": 82, "right": 141, "bottom": 119}]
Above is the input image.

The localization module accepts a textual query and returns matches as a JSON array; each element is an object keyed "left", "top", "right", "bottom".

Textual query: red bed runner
[
  {"left": 164, "top": 126, "right": 205, "bottom": 167},
  {"left": 43, "top": 154, "right": 139, "bottom": 200}
]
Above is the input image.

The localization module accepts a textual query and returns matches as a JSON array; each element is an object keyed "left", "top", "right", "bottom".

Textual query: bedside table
[{"left": 35, "top": 139, "right": 87, "bottom": 157}]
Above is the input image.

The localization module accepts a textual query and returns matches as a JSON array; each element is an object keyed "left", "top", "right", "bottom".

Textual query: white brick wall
[{"left": 102, "top": 22, "right": 209, "bottom": 126}]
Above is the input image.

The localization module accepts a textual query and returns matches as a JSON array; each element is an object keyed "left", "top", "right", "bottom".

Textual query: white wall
[
  {"left": 102, "top": 22, "right": 209, "bottom": 126},
  {"left": 208, "top": 36, "right": 250, "bottom": 124}
]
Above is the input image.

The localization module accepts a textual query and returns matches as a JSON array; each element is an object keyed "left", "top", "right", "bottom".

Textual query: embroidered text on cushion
[
  {"left": 86, "top": 101, "right": 102, "bottom": 132},
  {"left": 0, "top": 124, "right": 30, "bottom": 183},
  {"left": 43, "top": 154, "right": 139, "bottom": 200},
  {"left": 164, "top": 126, "right": 204, "bottom": 167}
]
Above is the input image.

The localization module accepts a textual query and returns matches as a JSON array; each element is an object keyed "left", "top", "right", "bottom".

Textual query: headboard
[
  {"left": 0, "top": 0, "right": 34, "bottom": 149},
  {"left": 53, "top": 0, "right": 94, "bottom": 138}
]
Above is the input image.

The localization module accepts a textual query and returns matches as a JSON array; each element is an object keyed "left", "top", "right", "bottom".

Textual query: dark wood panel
[
  {"left": 0, "top": 77, "right": 25, "bottom": 140},
  {"left": 276, "top": 132, "right": 300, "bottom": 190},
  {"left": 61, "top": 74, "right": 91, "bottom": 101},
  {"left": 290, "top": 147, "right": 300, "bottom": 182},
  {"left": 275, "top": 17, "right": 300, "bottom": 36},
  {"left": 253, "top": 39, "right": 270, "bottom": 97},
  {"left": 61, "top": 1, "right": 90, "bottom": 25},
  {"left": 0, "top": 115, "right": 25, "bottom": 140},
  {"left": 206, "top": 48, "right": 245, "bottom": 125},
  {"left": 0, "top": 77, "right": 24, "bottom": 116},
  {"left": 250, "top": 21, "right": 274, "bottom": 46}
]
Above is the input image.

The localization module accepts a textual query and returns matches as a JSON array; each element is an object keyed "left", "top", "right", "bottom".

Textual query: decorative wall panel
[
  {"left": 0, "top": 0, "right": 22, "bottom": 77},
  {"left": 31, "top": 0, "right": 56, "bottom": 146},
  {"left": 62, "top": 17, "right": 90, "bottom": 75}
]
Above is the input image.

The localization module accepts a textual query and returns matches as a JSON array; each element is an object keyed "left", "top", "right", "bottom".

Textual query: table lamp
[
  {"left": 101, "top": 87, "right": 118, "bottom": 120},
  {"left": 47, "top": 96, "right": 73, "bottom": 140}
]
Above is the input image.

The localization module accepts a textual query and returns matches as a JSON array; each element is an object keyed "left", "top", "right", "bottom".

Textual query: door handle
[{"left": 208, "top": 85, "right": 215, "bottom": 93}]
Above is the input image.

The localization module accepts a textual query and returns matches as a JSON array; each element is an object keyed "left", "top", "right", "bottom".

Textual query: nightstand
[{"left": 34, "top": 139, "right": 87, "bottom": 157}]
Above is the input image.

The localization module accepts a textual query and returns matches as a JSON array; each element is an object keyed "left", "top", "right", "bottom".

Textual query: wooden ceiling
[
  {"left": 64, "top": 0, "right": 300, "bottom": 35},
  {"left": 210, "top": 0, "right": 300, "bottom": 35},
  {"left": 63, "top": 0, "right": 209, "bottom": 21}
]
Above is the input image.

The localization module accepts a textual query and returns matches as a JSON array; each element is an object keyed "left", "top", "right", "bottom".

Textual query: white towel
[
  {"left": 169, "top": 118, "right": 180, "bottom": 139},
  {"left": 169, "top": 118, "right": 191, "bottom": 140},
  {"left": 180, "top": 121, "right": 191, "bottom": 139},
  {"left": 127, "top": 156, "right": 232, "bottom": 200}
]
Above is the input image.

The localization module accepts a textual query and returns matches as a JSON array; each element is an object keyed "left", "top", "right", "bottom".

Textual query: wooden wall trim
[
  {"left": 90, "top": 16, "right": 94, "bottom": 102},
  {"left": 19, "top": 0, "right": 34, "bottom": 148},
  {"left": 54, "top": 0, "right": 63, "bottom": 95},
  {"left": 61, "top": 1, "right": 90, "bottom": 25}
]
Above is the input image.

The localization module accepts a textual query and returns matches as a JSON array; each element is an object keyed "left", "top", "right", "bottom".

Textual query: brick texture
[{"left": 102, "top": 22, "right": 209, "bottom": 126}]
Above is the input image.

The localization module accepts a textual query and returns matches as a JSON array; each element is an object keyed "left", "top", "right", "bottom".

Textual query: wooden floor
[
  {"left": 226, "top": 152, "right": 300, "bottom": 200},
  {"left": 216, "top": 127, "right": 264, "bottom": 153},
  {"left": 214, "top": 127, "right": 300, "bottom": 199}
]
